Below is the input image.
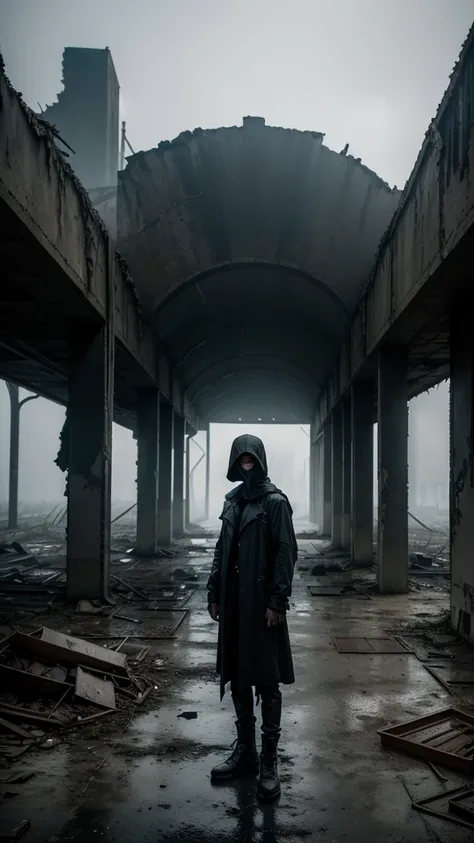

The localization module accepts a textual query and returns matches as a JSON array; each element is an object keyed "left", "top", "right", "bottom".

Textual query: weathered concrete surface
[
  {"left": 3, "top": 546, "right": 468, "bottom": 843},
  {"left": 0, "top": 58, "right": 199, "bottom": 431},
  {"left": 119, "top": 119, "right": 398, "bottom": 313},
  {"left": 118, "top": 118, "right": 399, "bottom": 422},
  {"left": 316, "top": 22, "right": 474, "bottom": 426}
]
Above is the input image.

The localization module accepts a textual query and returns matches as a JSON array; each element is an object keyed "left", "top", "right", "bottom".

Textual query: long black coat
[{"left": 207, "top": 435, "right": 297, "bottom": 699}]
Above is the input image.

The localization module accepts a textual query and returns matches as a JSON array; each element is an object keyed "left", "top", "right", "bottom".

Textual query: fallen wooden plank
[
  {"left": 0, "top": 705, "right": 64, "bottom": 727},
  {"left": 0, "top": 717, "right": 32, "bottom": 740}
]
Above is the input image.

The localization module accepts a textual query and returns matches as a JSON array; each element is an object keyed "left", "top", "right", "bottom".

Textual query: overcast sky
[
  {"left": 0, "top": 1, "right": 465, "bottom": 510},
  {"left": 1, "top": 0, "right": 472, "bottom": 188}
]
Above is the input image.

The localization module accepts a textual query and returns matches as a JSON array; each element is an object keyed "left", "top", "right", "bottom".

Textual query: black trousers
[{"left": 230, "top": 680, "right": 282, "bottom": 738}]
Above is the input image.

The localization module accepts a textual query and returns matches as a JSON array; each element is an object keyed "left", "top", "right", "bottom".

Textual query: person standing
[{"left": 207, "top": 433, "right": 297, "bottom": 801}]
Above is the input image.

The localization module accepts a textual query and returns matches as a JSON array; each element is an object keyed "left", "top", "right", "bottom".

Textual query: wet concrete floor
[{"left": 1, "top": 539, "right": 470, "bottom": 842}]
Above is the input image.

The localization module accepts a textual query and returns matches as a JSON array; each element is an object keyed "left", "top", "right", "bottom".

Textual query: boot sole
[{"left": 211, "top": 766, "right": 259, "bottom": 782}]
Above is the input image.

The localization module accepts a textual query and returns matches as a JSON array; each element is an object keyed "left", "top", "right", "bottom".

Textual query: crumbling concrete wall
[{"left": 41, "top": 47, "right": 119, "bottom": 190}]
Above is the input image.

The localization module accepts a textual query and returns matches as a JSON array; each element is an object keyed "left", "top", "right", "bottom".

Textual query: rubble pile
[{"left": 0, "top": 626, "right": 154, "bottom": 765}]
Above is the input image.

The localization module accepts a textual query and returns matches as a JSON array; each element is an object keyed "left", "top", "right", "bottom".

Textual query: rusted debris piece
[
  {"left": 379, "top": 707, "right": 474, "bottom": 774},
  {"left": 412, "top": 784, "right": 474, "bottom": 831}
]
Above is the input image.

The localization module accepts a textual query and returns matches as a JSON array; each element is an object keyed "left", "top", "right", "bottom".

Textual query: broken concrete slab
[
  {"left": 8, "top": 628, "right": 128, "bottom": 675},
  {"left": 75, "top": 666, "right": 116, "bottom": 710}
]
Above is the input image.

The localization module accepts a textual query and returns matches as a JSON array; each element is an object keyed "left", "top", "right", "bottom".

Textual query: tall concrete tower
[{"left": 41, "top": 47, "right": 120, "bottom": 190}]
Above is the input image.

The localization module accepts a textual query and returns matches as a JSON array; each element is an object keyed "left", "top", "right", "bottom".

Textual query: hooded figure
[{"left": 207, "top": 434, "right": 297, "bottom": 802}]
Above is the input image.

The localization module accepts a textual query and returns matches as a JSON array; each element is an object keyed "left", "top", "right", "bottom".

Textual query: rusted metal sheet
[
  {"left": 75, "top": 666, "right": 116, "bottom": 710},
  {"left": 333, "top": 636, "right": 411, "bottom": 653},
  {"left": 379, "top": 707, "right": 474, "bottom": 774},
  {"left": 6, "top": 629, "right": 127, "bottom": 675}
]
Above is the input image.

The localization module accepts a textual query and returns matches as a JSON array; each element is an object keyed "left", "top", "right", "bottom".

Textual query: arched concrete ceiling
[
  {"left": 153, "top": 264, "right": 343, "bottom": 419},
  {"left": 117, "top": 118, "right": 400, "bottom": 422}
]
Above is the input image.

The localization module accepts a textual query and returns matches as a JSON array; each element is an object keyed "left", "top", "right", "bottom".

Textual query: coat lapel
[{"left": 238, "top": 500, "right": 265, "bottom": 535}]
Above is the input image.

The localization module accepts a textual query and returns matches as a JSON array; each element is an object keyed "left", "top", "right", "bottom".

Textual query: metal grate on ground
[{"left": 333, "top": 635, "right": 413, "bottom": 654}]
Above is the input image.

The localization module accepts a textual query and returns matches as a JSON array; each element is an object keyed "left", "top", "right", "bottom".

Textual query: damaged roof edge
[
  {"left": 124, "top": 120, "right": 396, "bottom": 195},
  {"left": 360, "top": 20, "right": 474, "bottom": 302}
]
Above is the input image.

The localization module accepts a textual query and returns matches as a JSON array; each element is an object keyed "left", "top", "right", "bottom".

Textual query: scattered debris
[
  {"left": 379, "top": 707, "right": 474, "bottom": 774},
  {"left": 412, "top": 784, "right": 474, "bottom": 831},
  {"left": 172, "top": 567, "right": 198, "bottom": 582},
  {"left": 0, "top": 626, "right": 155, "bottom": 762},
  {"left": 308, "top": 585, "right": 369, "bottom": 598}
]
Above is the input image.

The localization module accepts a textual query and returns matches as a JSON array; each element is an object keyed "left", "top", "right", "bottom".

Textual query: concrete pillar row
[
  {"left": 136, "top": 389, "right": 160, "bottom": 556},
  {"left": 331, "top": 403, "right": 343, "bottom": 548},
  {"left": 157, "top": 397, "right": 174, "bottom": 546},
  {"left": 67, "top": 325, "right": 114, "bottom": 600},
  {"left": 377, "top": 347, "right": 409, "bottom": 594},
  {"left": 322, "top": 418, "right": 332, "bottom": 536},
  {"left": 173, "top": 413, "right": 185, "bottom": 537},
  {"left": 351, "top": 380, "right": 374, "bottom": 566}
]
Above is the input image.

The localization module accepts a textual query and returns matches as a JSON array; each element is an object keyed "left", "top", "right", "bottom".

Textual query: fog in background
[{"left": 0, "top": 0, "right": 466, "bottom": 519}]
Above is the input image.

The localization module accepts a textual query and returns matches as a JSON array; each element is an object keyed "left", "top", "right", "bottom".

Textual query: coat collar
[{"left": 221, "top": 497, "right": 265, "bottom": 535}]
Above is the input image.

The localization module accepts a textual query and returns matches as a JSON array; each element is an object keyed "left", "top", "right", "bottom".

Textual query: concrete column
[
  {"left": 157, "top": 397, "right": 174, "bottom": 546},
  {"left": 185, "top": 433, "right": 191, "bottom": 530},
  {"left": 173, "top": 414, "right": 185, "bottom": 537},
  {"left": 450, "top": 308, "right": 474, "bottom": 639},
  {"left": 6, "top": 383, "right": 19, "bottom": 530},
  {"left": 342, "top": 394, "right": 352, "bottom": 550},
  {"left": 6, "top": 385, "right": 39, "bottom": 530},
  {"left": 331, "top": 404, "right": 343, "bottom": 548},
  {"left": 67, "top": 326, "right": 114, "bottom": 600},
  {"left": 205, "top": 425, "right": 211, "bottom": 521},
  {"left": 316, "top": 436, "right": 323, "bottom": 529},
  {"left": 377, "top": 347, "right": 408, "bottom": 594},
  {"left": 309, "top": 438, "right": 317, "bottom": 523},
  {"left": 351, "top": 380, "right": 374, "bottom": 566},
  {"left": 322, "top": 419, "right": 332, "bottom": 536},
  {"left": 136, "top": 390, "right": 160, "bottom": 556}
]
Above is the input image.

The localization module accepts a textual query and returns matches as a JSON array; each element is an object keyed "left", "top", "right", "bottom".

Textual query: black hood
[
  {"left": 226, "top": 434, "right": 281, "bottom": 503},
  {"left": 226, "top": 434, "right": 268, "bottom": 482}
]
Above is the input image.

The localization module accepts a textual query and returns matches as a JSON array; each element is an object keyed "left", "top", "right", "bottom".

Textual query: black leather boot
[
  {"left": 257, "top": 685, "right": 282, "bottom": 802},
  {"left": 211, "top": 684, "right": 258, "bottom": 781},
  {"left": 211, "top": 716, "right": 259, "bottom": 780}
]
